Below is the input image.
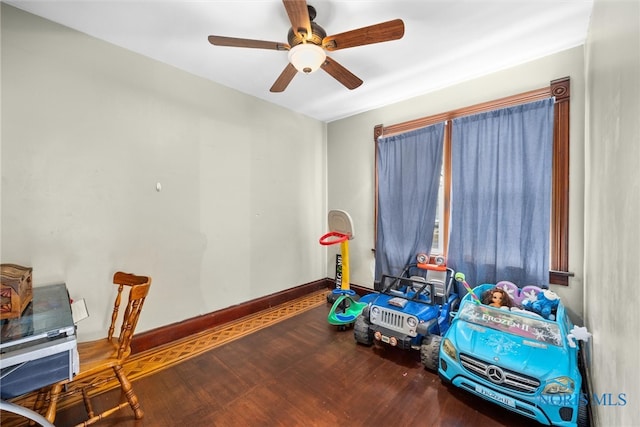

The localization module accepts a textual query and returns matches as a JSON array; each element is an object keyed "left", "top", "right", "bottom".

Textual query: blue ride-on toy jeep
[
  {"left": 354, "top": 256, "right": 460, "bottom": 370},
  {"left": 438, "top": 280, "right": 589, "bottom": 427}
]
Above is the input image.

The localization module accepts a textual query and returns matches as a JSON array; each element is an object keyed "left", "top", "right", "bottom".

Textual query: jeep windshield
[
  {"left": 380, "top": 274, "right": 434, "bottom": 304},
  {"left": 457, "top": 302, "right": 562, "bottom": 346}
]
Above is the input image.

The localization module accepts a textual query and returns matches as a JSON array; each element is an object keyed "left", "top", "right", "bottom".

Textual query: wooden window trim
[{"left": 373, "top": 77, "right": 573, "bottom": 285}]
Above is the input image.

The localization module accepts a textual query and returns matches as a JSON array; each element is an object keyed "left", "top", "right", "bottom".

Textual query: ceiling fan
[{"left": 207, "top": 0, "right": 405, "bottom": 93}]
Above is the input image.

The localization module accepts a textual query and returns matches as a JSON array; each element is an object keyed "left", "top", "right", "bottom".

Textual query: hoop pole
[{"left": 340, "top": 240, "right": 350, "bottom": 291}]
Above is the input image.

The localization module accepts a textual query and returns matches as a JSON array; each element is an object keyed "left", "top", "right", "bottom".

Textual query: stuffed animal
[{"left": 523, "top": 289, "right": 560, "bottom": 320}]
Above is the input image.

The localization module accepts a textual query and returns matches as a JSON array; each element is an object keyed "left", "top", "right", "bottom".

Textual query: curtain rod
[{"left": 376, "top": 85, "right": 553, "bottom": 139}]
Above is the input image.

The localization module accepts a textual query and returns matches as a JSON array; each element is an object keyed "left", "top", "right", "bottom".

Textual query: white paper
[{"left": 71, "top": 298, "right": 89, "bottom": 323}]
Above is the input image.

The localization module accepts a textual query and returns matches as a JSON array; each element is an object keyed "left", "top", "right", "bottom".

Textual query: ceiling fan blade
[
  {"left": 282, "top": 0, "right": 312, "bottom": 40},
  {"left": 270, "top": 63, "right": 298, "bottom": 92},
  {"left": 320, "top": 57, "right": 363, "bottom": 90},
  {"left": 208, "top": 35, "right": 289, "bottom": 51},
  {"left": 322, "top": 19, "right": 405, "bottom": 51}
]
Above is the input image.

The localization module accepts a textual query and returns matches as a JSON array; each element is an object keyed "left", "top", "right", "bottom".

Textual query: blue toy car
[
  {"left": 438, "top": 282, "right": 588, "bottom": 427},
  {"left": 354, "top": 261, "right": 460, "bottom": 370}
]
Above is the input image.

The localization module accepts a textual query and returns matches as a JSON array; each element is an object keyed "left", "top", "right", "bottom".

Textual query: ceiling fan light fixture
[{"left": 288, "top": 43, "right": 326, "bottom": 74}]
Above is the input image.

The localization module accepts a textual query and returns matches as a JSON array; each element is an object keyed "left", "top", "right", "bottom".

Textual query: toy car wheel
[
  {"left": 420, "top": 334, "right": 442, "bottom": 371},
  {"left": 576, "top": 377, "right": 589, "bottom": 427},
  {"left": 327, "top": 291, "right": 337, "bottom": 304},
  {"left": 354, "top": 314, "right": 373, "bottom": 346},
  {"left": 577, "top": 400, "right": 588, "bottom": 427}
]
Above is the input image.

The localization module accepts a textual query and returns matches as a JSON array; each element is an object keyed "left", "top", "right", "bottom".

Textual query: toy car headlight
[
  {"left": 542, "top": 377, "right": 575, "bottom": 394},
  {"left": 442, "top": 338, "right": 457, "bottom": 361},
  {"left": 371, "top": 306, "right": 380, "bottom": 321},
  {"left": 407, "top": 317, "right": 418, "bottom": 328}
]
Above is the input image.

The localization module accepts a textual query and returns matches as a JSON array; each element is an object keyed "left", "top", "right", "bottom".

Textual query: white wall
[
  {"left": 1, "top": 5, "right": 327, "bottom": 341},
  {"left": 328, "top": 46, "right": 586, "bottom": 319},
  {"left": 584, "top": 0, "right": 640, "bottom": 425}
]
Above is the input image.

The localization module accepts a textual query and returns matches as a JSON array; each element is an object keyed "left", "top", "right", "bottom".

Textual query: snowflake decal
[
  {"left": 496, "top": 284, "right": 516, "bottom": 300},
  {"left": 547, "top": 327, "right": 562, "bottom": 345},
  {"left": 531, "top": 323, "right": 562, "bottom": 345},
  {"left": 484, "top": 333, "right": 520, "bottom": 355},
  {"left": 522, "top": 289, "right": 539, "bottom": 304},
  {"left": 460, "top": 303, "right": 483, "bottom": 322},
  {"left": 533, "top": 328, "right": 547, "bottom": 341}
]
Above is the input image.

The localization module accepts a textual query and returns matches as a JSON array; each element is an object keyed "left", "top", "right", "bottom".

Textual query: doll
[{"left": 482, "top": 287, "right": 514, "bottom": 309}]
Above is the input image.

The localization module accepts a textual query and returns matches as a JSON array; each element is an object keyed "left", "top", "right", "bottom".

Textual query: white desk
[{"left": 1, "top": 283, "right": 78, "bottom": 426}]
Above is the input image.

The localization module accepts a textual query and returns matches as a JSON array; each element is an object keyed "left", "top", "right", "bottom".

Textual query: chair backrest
[{"left": 108, "top": 272, "right": 152, "bottom": 360}]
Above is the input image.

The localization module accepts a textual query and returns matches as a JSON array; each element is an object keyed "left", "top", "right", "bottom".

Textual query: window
[
  {"left": 374, "top": 77, "right": 572, "bottom": 285},
  {"left": 431, "top": 171, "right": 444, "bottom": 255}
]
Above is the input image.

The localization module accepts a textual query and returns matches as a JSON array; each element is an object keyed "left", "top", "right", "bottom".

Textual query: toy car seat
[{"left": 428, "top": 268, "right": 454, "bottom": 305}]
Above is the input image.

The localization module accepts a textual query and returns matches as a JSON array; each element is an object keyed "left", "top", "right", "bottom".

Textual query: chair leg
[
  {"left": 32, "top": 387, "right": 47, "bottom": 415},
  {"left": 44, "top": 383, "right": 63, "bottom": 423},
  {"left": 28, "top": 388, "right": 48, "bottom": 426},
  {"left": 81, "top": 387, "right": 96, "bottom": 419},
  {"left": 113, "top": 364, "right": 144, "bottom": 419}
]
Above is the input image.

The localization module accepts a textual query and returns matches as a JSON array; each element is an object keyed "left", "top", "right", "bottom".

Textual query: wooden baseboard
[{"left": 131, "top": 278, "right": 333, "bottom": 354}]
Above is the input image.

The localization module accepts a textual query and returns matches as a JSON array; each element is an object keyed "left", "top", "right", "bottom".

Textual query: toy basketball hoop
[
  {"left": 319, "top": 210, "right": 354, "bottom": 244},
  {"left": 320, "top": 210, "right": 355, "bottom": 306},
  {"left": 319, "top": 231, "right": 349, "bottom": 246}
]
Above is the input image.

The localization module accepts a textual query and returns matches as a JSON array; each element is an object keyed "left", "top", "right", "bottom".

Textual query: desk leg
[{"left": 0, "top": 399, "right": 55, "bottom": 427}]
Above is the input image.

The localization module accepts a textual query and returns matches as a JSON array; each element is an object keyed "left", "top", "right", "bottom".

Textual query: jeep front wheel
[
  {"left": 354, "top": 315, "right": 373, "bottom": 346},
  {"left": 420, "top": 335, "right": 442, "bottom": 371}
]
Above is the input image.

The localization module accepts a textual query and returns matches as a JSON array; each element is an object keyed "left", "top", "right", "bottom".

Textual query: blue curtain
[
  {"left": 375, "top": 123, "right": 445, "bottom": 283},
  {"left": 448, "top": 98, "right": 554, "bottom": 288}
]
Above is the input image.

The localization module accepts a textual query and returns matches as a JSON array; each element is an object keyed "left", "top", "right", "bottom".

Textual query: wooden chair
[{"left": 36, "top": 272, "right": 151, "bottom": 426}]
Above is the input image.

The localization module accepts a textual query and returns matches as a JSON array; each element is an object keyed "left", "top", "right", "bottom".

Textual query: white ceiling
[{"left": 5, "top": 0, "right": 593, "bottom": 122}]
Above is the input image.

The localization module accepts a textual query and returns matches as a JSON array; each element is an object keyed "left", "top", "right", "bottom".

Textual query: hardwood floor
[
  {"left": 53, "top": 291, "right": 542, "bottom": 427},
  {"left": 5, "top": 290, "right": 543, "bottom": 426}
]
